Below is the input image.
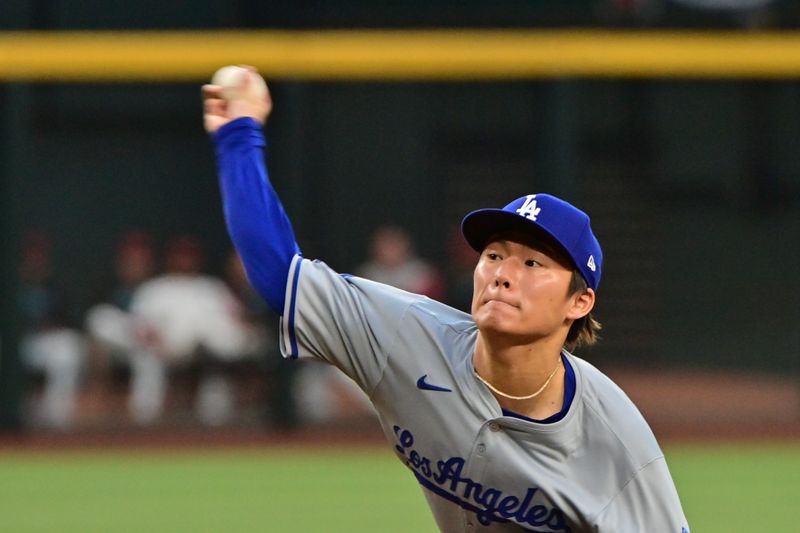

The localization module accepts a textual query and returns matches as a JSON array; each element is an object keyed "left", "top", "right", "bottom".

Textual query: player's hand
[{"left": 202, "top": 66, "right": 272, "bottom": 134}]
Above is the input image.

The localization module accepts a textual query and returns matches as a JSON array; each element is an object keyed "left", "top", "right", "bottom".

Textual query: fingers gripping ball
[{"left": 211, "top": 65, "right": 268, "bottom": 104}]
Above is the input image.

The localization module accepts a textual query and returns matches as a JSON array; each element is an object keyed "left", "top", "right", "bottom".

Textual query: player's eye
[
  {"left": 486, "top": 253, "right": 500, "bottom": 261},
  {"left": 525, "top": 259, "right": 541, "bottom": 267}
]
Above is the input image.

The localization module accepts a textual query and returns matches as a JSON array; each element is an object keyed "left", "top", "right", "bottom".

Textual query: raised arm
[{"left": 203, "top": 68, "right": 300, "bottom": 314}]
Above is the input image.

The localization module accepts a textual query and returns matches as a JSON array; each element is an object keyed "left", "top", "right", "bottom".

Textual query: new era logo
[{"left": 587, "top": 255, "right": 596, "bottom": 272}]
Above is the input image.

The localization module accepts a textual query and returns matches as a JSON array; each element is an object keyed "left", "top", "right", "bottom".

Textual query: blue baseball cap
[{"left": 461, "top": 193, "right": 603, "bottom": 291}]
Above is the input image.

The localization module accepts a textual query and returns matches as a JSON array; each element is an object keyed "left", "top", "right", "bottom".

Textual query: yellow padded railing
[{"left": 2, "top": 30, "right": 800, "bottom": 81}]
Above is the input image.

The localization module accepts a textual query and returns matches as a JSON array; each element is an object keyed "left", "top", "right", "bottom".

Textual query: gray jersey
[{"left": 280, "top": 256, "right": 689, "bottom": 533}]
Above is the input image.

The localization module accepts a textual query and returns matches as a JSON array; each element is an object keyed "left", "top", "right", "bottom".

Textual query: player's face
[{"left": 471, "top": 233, "right": 584, "bottom": 343}]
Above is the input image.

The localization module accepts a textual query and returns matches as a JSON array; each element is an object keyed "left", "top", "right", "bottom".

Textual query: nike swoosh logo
[{"left": 416, "top": 375, "right": 452, "bottom": 392}]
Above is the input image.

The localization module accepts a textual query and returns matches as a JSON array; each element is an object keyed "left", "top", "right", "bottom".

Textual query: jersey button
[
  {"left": 476, "top": 443, "right": 486, "bottom": 455},
  {"left": 489, "top": 422, "right": 500, "bottom": 432}
]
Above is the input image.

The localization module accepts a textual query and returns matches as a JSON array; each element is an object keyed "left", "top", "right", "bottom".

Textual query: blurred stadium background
[{"left": 1, "top": 1, "right": 800, "bottom": 531}]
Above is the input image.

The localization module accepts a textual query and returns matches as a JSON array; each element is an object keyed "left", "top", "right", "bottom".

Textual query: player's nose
[
  {"left": 493, "top": 277, "right": 511, "bottom": 289},
  {"left": 492, "top": 262, "right": 515, "bottom": 289}
]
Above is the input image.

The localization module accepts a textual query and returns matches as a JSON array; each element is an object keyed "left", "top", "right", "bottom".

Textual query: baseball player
[{"left": 202, "top": 71, "right": 690, "bottom": 532}]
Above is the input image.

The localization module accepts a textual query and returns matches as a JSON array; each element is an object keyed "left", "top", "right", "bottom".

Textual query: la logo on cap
[
  {"left": 515, "top": 194, "right": 541, "bottom": 221},
  {"left": 587, "top": 255, "right": 596, "bottom": 272}
]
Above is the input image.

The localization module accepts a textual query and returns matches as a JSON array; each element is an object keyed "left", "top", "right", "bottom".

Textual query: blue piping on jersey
[
  {"left": 501, "top": 355, "right": 575, "bottom": 424},
  {"left": 287, "top": 257, "right": 302, "bottom": 359}
]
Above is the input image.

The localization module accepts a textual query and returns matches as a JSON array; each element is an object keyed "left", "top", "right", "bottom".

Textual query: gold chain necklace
[{"left": 474, "top": 360, "right": 561, "bottom": 401}]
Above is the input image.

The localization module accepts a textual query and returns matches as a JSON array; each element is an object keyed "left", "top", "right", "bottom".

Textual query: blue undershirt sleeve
[{"left": 213, "top": 117, "right": 300, "bottom": 314}]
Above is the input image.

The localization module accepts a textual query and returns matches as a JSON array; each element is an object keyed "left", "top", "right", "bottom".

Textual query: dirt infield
[
  {"left": 605, "top": 367, "right": 800, "bottom": 441},
  {"left": 3, "top": 368, "right": 799, "bottom": 451}
]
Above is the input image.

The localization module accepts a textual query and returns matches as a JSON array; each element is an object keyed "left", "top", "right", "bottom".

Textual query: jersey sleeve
[
  {"left": 593, "top": 456, "right": 690, "bottom": 533},
  {"left": 213, "top": 117, "right": 301, "bottom": 314},
  {"left": 280, "top": 255, "right": 422, "bottom": 395}
]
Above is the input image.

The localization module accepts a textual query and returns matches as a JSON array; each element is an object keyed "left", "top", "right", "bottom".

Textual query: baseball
[{"left": 211, "top": 65, "right": 268, "bottom": 103}]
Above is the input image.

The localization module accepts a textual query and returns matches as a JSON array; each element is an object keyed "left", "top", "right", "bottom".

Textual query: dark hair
[{"left": 565, "top": 270, "right": 601, "bottom": 352}]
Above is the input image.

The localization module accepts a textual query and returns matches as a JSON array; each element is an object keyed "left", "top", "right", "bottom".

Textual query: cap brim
[{"left": 461, "top": 209, "right": 570, "bottom": 261}]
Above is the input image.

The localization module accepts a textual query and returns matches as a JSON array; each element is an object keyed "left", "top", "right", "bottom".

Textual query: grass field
[{"left": 0, "top": 442, "right": 798, "bottom": 532}]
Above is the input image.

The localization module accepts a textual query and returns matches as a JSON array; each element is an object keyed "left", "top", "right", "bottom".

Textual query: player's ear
[{"left": 566, "top": 288, "right": 595, "bottom": 320}]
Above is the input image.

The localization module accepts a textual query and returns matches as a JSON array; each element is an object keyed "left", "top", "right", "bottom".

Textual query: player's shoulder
[
  {"left": 570, "top": 355, "right": 664, "bottom": 465},
  {"left": 358, "top": 273, "right": 476, "bottom": 333},
  {"left": 570, "top": 355, "right": 636, "bottom": 409},
  {"left": 346, "top": 267, "right": 476, "bottom": 342},
  {"left": 300, "top": 257, "right": 473, "bottom": 327},
  {"left": 408, "top": 297, "right": 477, "bottom": 338}
]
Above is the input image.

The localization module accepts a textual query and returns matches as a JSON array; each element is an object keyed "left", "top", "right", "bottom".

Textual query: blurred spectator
[
  {"left": 17, "top": 230, "right": 86, "bottom": 429},
  {"left": 356, "top": 225, "right": 445, "bottom": 299},
  {"left": 127, "top": 235, "right": 260, "bottom": 426},
  {"left": 84, "top": 231, "right": 157, "bottom": 419},
  {"left": 669, "top": 0, "right": 773, "bottom": 9},
  {"left": 600, "top": 0, "right": 776, "bottom": 26},
  {"left": 85, "top": 231, "right": 156, "bottom": 361},
  {"left": 225, "top": 250, "right": 298, "bottom": 429},
  {"left": 668, "top": 0, "right": 777, "bottom": 27},
  {"left": 108, "top": 230, "right": 157, "bottom": 311}
]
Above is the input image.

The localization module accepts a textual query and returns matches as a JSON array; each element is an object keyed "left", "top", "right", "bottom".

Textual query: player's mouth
[{"left": 483, "top": 298, "right": 519, "bottom": 309}]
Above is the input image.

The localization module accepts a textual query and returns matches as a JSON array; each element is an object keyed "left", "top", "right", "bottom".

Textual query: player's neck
[{"left": 473, "top": 333, "right": 566, "bottom": 418}]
